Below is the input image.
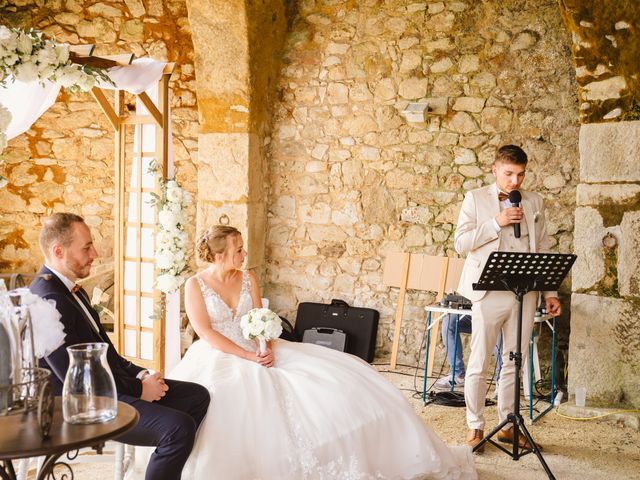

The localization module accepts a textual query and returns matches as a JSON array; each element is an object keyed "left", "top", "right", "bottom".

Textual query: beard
[{"left": 65, "top": 258, "right": 92, "bottom": 279}]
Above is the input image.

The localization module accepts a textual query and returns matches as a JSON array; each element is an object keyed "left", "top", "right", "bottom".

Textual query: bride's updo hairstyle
[{"left": 197, "top": 225, "right": 241, "bottom": 263}]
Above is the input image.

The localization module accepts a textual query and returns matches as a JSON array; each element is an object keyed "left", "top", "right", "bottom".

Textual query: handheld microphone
[{"left": 508, "top": 190, "right": 522, "bottom": 238}]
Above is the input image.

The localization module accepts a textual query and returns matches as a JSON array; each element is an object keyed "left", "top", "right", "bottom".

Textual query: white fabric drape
[
  {"left": 1, "top": 58, "right": 167, "bottom": 140},
  {"left": 0, "top": 79, "right": 60, "bottom": 140}
]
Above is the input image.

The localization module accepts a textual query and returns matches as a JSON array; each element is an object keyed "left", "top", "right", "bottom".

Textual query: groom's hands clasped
[{"left": 141, "top": 371, "right": 169, "bottom": 402}]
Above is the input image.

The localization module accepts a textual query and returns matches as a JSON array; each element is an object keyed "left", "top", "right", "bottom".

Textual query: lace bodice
[{"left": 195, "top": 271, "right": 256, "bottom": 351}]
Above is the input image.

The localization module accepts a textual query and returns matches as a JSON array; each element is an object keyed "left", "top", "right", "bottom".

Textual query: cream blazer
[{"left": 454, "top": 183, "right": 556, "bottom": 302}]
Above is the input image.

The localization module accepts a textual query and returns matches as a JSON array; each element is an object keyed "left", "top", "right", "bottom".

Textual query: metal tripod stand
[{"left": 470, "top": 251, "right": 577, "bottom": 480}]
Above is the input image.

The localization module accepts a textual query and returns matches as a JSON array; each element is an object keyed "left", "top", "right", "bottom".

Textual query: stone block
[
  {"left": 400, "top": 205, "right": 433, "bottom": 224},
  {"left": 458, "top": 54, "right": 479, "bottom": 73},
  {"left": 88, "top": 2, "right": 123, "bottom": 17},
  {"left": 576, "top": 183, "right": 640, "bottom": 206},
  {"left": 121, "top": 19, "right": 144, "bottom": 43},
  {"left": 345, "top": 115, "right": 377, "bottom": 136},
  {"left": 453, "top": 147, "right": 476, "bottom": 164},
  {"left": 458, "top": 165, "right": 483, "bottom": 178},
  {"left": 579, "top": 121, "right": 640, "bottom": 183},
  {"left": 582, "top": 76, "right": 627, "bottom": 101},
  {"left": 452, "top": 97, "right": 485, "bottom": 113},
  {"left": 480, "top": 107, "right": 512, "bottom": 133},
  {"left": 430, "top": 57, "right": 453, "bottom": 73},
  {"left": 398, "top": 78, "right": 429, "bottom": 99},
  {"left": 568, "top": 294, "right": 640, "bottom": 407},
  {"left": 619, "top": 211, "right": 640, "bottom": 296},
  {"left": 327, "top": 82, "right": 349, "bottom": 104},
  {"left": 197, "top": 133, "right": 251, "bottom": 202},
  {"left": 54, "top": 12, "right": 80, "bottom": 24},
  {"left": 444, "top": 111, "right": 478, "bottom": 134},
  {"left": 572, "top": 207, "right": 605, "bottom": 291},
  {"left": 373, "top": 78, "right": 396, "bottom": 101},
  {"left": 400, "top": 50, "right": 422, "bottom": 71},
  {"left": 298, "top": 202, "right": 331, "bottom": 224},
  {"left": 124, "top": 0, "right": 146, "bottom": 17}
]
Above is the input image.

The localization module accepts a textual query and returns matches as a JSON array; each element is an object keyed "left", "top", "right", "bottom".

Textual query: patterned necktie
[
  {"left": 71, "top": 284, "right": 81, "bottom": 293},
  {"left": 498, "top": 191, "right": 508, "bottom": 202}
]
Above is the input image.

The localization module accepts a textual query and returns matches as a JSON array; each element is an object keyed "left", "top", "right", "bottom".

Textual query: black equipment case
[{"left": 294, "top": 299, "right": 379, "bottom": 362}]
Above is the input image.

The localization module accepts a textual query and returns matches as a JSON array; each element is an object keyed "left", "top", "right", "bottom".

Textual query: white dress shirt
[{"left": 45, "top": 264, "right": 100, "bottom": 333}]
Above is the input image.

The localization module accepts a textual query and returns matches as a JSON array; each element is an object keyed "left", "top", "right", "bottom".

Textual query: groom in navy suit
[{"left": 30, "top": 212, "right": 209, "bottom": 480}]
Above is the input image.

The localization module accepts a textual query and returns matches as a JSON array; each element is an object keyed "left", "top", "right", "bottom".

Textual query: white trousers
[{"left": 465, "top": 290, "right": 538, "bottom": 430}]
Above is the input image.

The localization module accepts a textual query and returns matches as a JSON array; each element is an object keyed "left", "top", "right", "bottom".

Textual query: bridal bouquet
[{"left": 240, "top": 308, "right": 282, "bottom": 354}]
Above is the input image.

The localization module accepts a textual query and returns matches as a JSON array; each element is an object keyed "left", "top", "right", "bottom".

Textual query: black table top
[{"left": 0, "top": 398, "right": 138, "bottom": 460}]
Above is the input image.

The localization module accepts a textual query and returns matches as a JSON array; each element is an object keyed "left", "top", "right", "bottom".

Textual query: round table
[{"left": 0, "top": 398, "right": 139, "bottom": 480}]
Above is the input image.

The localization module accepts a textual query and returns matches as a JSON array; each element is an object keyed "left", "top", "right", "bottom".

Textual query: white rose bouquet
[{"left": 240, "top": 308, "right": 283, "bottom": 354}]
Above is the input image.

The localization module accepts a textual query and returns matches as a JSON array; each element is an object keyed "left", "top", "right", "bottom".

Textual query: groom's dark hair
[
  {"left": 40, "top": 212, "right": 85, "bottom": 254},
  {"left": 495, "top": 145, "right": 528, "bottom": 166}
]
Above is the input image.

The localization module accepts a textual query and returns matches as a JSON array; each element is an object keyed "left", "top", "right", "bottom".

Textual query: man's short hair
[
  {"left": 495, "top": 145, "right": 528, "bottom": 166},
  {"left": 39, "top": 212, "right": 85, "bottom": 255}
]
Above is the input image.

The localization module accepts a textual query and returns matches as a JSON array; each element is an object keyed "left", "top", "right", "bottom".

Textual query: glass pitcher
[{"left": 62, "top": 342, "right": 117, "bottom": 424}]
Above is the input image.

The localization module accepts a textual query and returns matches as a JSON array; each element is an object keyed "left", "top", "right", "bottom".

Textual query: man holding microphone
[{"left": 454, "top": 145, "right": 561, "bottom": 452}]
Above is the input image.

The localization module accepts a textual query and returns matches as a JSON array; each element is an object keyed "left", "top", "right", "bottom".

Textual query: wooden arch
[{"left": 74, "top": 47, "right": 175, "bottom": 373}]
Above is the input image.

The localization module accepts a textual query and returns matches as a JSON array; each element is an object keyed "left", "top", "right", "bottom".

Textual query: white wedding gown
[{"left": 166, "top": 272, "right": 476, "bottom": 479}]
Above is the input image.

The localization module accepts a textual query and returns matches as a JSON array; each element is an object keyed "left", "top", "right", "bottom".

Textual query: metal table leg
[
  {"left": 422, "top": 312, "right": 432, "bottom": 402},
  {"left": 450, "top": 315, "right": 459, "bottom": 393},
  {"left": 529, "top": 317, "right": 558, "bottom": 423}
]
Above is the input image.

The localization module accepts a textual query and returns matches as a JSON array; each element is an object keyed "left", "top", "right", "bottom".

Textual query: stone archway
[{"left": 184, "top": 0, "right": 289, "bottom": 270}]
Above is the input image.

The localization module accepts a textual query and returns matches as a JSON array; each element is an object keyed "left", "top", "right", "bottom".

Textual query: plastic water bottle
[{"left": 553, "top": 390, "right": 564, "bottom": 407}]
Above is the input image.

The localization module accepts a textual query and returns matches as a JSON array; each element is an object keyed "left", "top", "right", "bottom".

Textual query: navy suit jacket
[{"left": 30, "top": 266, "right": 145, "bottom": 399}]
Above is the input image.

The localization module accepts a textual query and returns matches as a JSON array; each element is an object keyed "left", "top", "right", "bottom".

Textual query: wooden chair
[{"left": 382, "top": 252, "right": 465, "bottom": 372}]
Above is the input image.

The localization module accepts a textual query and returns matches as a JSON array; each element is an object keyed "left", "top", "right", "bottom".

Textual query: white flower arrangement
[
  {"left": 151, "top": 175, "right": 192, "bottom": 294},
  {"left": 0, "top": 26, "right": 113, "bottom": 185},
  {"left": 0, "top": 287, "right": 65, "bottom": 362},
  {"left": 240, "top": 308, "right": 283, "bottom": 353},
  {"left": 15, "top": 288, "right": 66, "bottom": 359}
]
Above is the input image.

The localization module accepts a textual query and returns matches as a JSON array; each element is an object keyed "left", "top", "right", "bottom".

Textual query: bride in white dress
[{"left": 169, "top": 225, "right": 477, "bottom": 479}]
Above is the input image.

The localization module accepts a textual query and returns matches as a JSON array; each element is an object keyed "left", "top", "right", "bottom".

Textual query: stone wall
[
  {"left": 558, "top": 0, "right": 640, "bottom": 123},
  {"left": 264, "top": 0, "right": 580, "bottom": 364},
  {"left": 0, "top": 0, "right": 199, "bottom": 274},
  {"left": 569, "top": 121, "right": 640, "bottom": 407}
]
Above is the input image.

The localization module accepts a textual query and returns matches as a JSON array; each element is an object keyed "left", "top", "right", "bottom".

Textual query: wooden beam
[
  {"left": 426, "top": 258, "right": 450, "bottom": 377},
  {"left": 390, "top": 253, "right": 411, "bottom": 370},
  {"left": 70, "top": 52, "right": 119, "bottom": 69},
  {"left": 120, "top": 116, "right": 158, "bottom": 125},
  {"left": 91, "top": 88, "right": 119, "bottom": 130},
  {"left": 136, "top": 91, "right": 163, "bottom": 127},
  {"left": 114, "top": 90, "right": 126, "bottom": 354},
  {"left": 163, "top": 62, "right": 176, "bottom": 75},
  {"left": 69, "top": 44, "right": 95, "bottom": 56},
  {"left": 99, "top": 53, "right": 135, "bottom": 65}
]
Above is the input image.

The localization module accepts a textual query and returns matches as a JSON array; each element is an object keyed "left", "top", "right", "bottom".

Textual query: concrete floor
[
  {"left": 28, "top": 364, "right": 640, "bottom": 479},
  {"left": 383, "top": 365, "right": 640, "bottom": 480}
]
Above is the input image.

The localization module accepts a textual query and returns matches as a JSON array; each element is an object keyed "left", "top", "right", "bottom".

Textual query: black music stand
[{"left": 471, "top": 251, "right": 576, "bottom": 480}]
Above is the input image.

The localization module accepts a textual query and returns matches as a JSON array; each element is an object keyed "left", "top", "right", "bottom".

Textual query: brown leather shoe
[
  {"left": 497, "top": 428, "right": 543, "bottom": 451},
  {"left": 466, "top": 429, "right": 485, "bottom": 453}
]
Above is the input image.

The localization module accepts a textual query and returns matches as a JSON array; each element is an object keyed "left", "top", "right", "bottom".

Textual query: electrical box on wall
[
  {"left": 401, "top": 102, "right": 429, "bottom": 122},
  {"left": 401, "top": 98, "right": 447, "bottom": 123}
]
